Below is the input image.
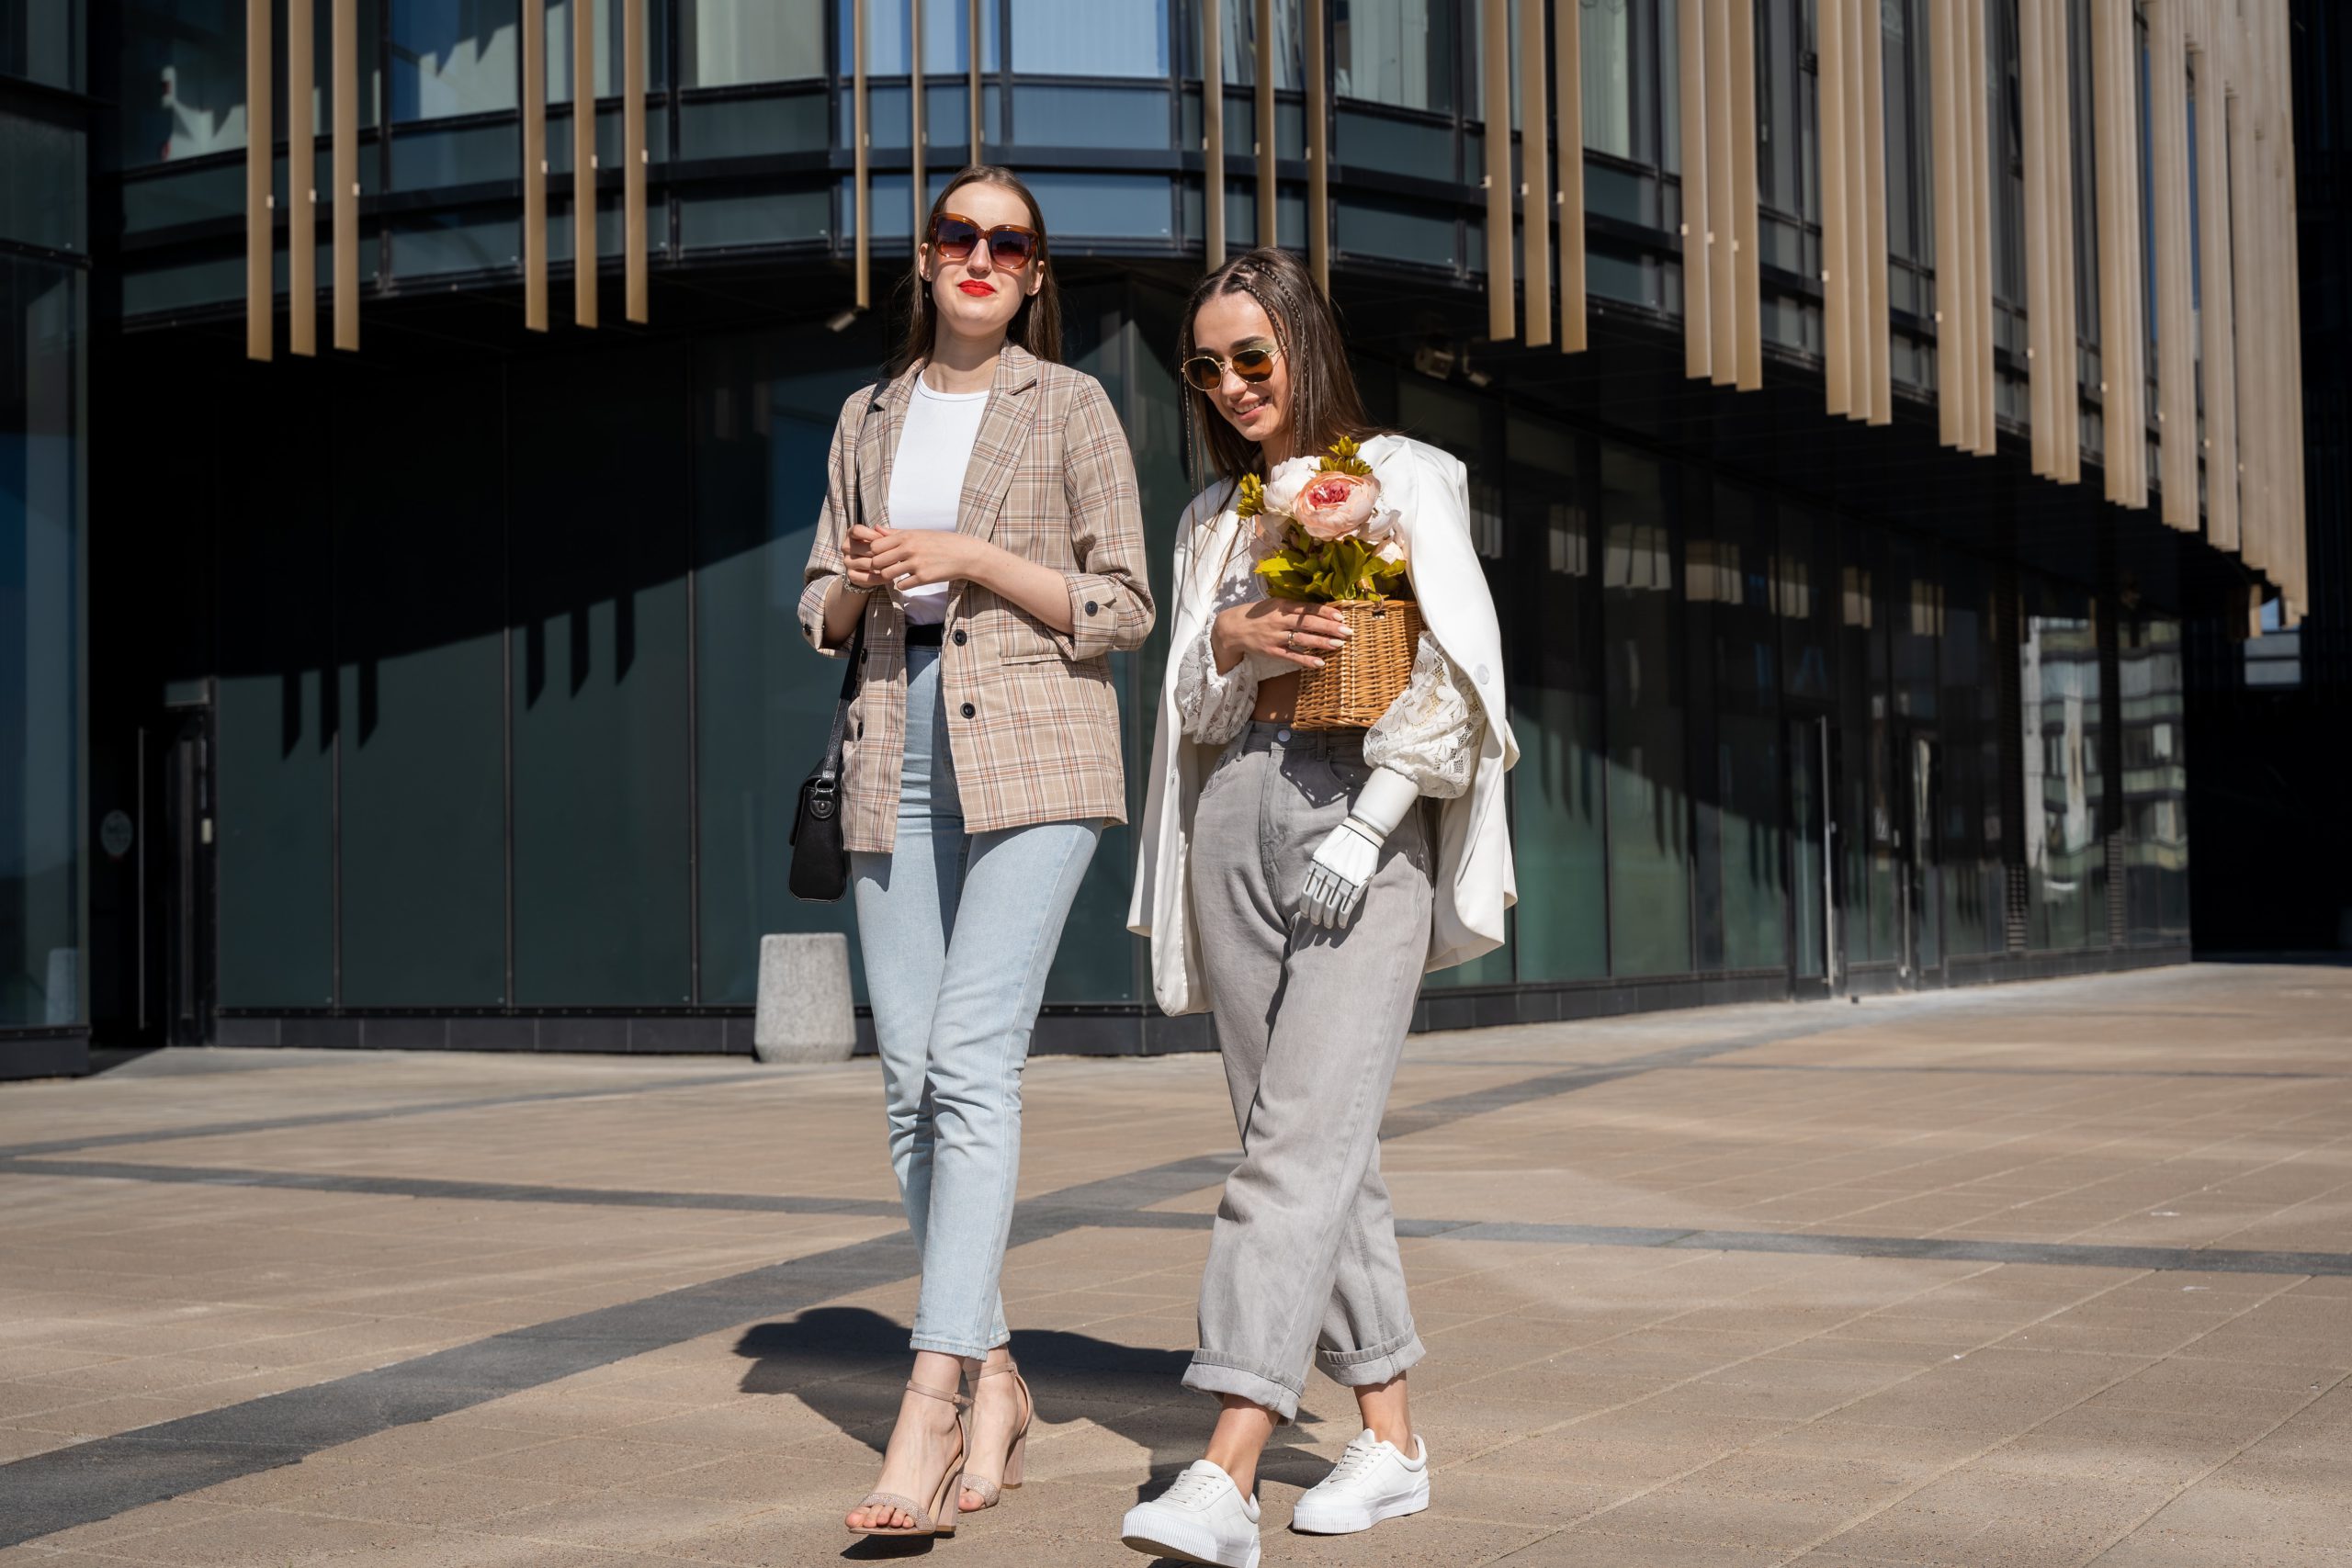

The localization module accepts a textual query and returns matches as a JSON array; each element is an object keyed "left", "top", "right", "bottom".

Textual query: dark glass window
[
  {"left": 1011, "top": 0, "right": 1170, "bottom": 77},
  {"left": 509, "top": 349, "right": 694, "bottom": 1005},
  {"left": 0, "top": 259, "right": 83, "bottom": 1027},
  {"left": 2119, "top": 615, "right": 2188, "bottom": 943},
  {"left": 1600, "top": 443, "right": 1690, "bottom": 977},
  {"left": 1939, "top": 550, "right": 2004, "bottom": 959},
  {"left": 1502, "top": 412, "right": 1605, "bottom": 983},
  {"left": 1696, "top": 484, "right": 1784, "bottom": 973},
  {"left": 333, "top": 376, "right": 507, "bottom": 1007}
]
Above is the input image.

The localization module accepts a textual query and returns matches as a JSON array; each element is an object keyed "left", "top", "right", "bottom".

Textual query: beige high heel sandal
[
  {"left": 848, "top": 1379, "right": 969, "bottom": 1539},
  {"left": 958, "top": 1357, "right": 1035, "bottom": 1511}
]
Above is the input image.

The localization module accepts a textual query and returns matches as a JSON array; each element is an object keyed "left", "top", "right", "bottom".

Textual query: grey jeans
[{"left": 1182, "top": 722, "right": 1433, "bottom": 1420}]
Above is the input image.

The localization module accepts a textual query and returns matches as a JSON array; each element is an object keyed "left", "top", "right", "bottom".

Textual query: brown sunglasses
[
  {"left": 1181, "top": 343, "right": 1283, "bottom": 392},
  {"left": 928, "top": 211, "right": 1042, "bottom": 271}
]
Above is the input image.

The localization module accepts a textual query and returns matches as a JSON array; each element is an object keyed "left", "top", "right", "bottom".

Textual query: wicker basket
[{"left": 1291, "top": 598, "right": 1425, "bottom": 730}]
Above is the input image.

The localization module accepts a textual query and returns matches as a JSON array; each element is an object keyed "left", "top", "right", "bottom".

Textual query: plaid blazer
[{"left": 797, "top": 346, "right": 1155, "bottom": 853}]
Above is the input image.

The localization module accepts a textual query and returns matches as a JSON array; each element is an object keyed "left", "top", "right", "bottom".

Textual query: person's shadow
[{"left": 733, "top": 1306, "right": 1335, "bottom": 1559}]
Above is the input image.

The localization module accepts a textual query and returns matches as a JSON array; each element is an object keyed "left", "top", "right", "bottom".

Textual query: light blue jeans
[{"left": 851, "top": 646, "right": 1101, "bottom": 1359}]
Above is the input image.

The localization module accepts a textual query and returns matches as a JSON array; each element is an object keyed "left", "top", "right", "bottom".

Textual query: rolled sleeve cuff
[
  {"left": 1063, "top": 570, "right": 1138, "bottom": 660},
  {"left": 799, "top": 576, "right": 854, "bottom": 656}
]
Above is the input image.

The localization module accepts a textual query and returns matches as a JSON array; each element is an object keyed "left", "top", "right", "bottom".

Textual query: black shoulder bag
[{"left": 789, "top": 397, "right": 876, "bottom": 902}]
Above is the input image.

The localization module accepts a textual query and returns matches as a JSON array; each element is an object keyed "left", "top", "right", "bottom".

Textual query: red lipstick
[{"left": 957, "top": 280, "right": 995, "bottom": 297}]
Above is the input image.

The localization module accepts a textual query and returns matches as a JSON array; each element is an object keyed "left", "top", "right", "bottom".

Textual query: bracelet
[{"left": 1339, "top": 815, "right": 1386, "bottom": 850}]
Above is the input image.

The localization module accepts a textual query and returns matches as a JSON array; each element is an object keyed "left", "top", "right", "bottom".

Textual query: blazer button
[
  {"left": 960, "top": 703, "right": 977, "bottom": 719},
  {"left": 1084, "top": 601, "right": 1100, "bottom": 615},
  {"left": 953, "top": 629, "right": 967, "bottom": 646}
]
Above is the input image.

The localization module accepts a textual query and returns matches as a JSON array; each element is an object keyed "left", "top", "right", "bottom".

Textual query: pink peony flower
[{"left": 1294, "top": 469, "right": 1383, "bottom": 540}]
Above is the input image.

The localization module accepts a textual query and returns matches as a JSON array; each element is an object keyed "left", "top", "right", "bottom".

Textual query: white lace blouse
[{"left": 1172, "top": 536, "right": 1487, "bottom": 799}]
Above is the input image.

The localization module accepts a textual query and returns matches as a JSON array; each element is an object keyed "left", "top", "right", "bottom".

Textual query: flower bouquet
[{"left": 1239, "top": 437, "right": 1425, "bottom": 731}]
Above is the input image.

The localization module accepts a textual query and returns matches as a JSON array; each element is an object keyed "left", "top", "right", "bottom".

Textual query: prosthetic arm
[{"left": 1297, "top": 766, "right": 1422, "bottom": 931}]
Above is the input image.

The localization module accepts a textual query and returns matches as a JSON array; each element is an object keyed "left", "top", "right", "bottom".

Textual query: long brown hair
[
  {"left": 888, "top": 166, "right": 1062, "bottom": 375},
  {"left": 1178, "top": 247, "right": 1384, "bottom": 503}
]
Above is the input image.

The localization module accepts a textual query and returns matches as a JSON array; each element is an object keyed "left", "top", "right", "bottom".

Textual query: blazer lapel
[{"left": 955, "top": 344, "right": 1042, "bottom": 542}]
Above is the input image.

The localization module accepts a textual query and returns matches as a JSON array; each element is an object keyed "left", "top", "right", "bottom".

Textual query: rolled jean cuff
[
  {"left": 909, "top": 1331, "right": 1002, "bottom": 1360},
  {"left": 1182, "top": 1351, "right": 1306, "bottom": 1423},
  {"left": 1316, "top": 1328, "right": 1425, "bottom": 1387}
]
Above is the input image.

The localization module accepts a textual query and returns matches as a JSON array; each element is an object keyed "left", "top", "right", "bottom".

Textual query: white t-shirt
[{"left": 882, "top": 377, "right": 991, "bottom": 626}]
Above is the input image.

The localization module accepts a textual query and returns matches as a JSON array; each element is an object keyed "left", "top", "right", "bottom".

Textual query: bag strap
[{"left": 814, "top": 390, "right": 879, "bottom": 788}]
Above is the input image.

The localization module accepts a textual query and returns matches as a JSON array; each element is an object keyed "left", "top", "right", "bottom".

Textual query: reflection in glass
[
  {"left": 0, "top": 260, "right": 82, "bottom": 1027},
  {"left": 2020, "top": 589, "right": 2102, "bottom": 950},
  {"left": 830, "top": 0, "right": 999, "bottom": 79},
  {"left": 1702, "top": 486, "right": 1784, "bottom": 972},
  {"left": 392, "top": 0, "right": 520, "bottom": 120},
  {"left": 690, "top": 0, "right": 824, "bottom": 86},
  {"left": 2119, "top": 616, "right": 2188, "bottom": 942},
  {"left": 1582, "top": 0, "right": 1637, "bottom": 158},
  {"left": 122, "top": 0, "right": 248, "bottom": 162},
  {"left": 1012, "top": 0, "right": 1169, "bottom": 77},
  {"left": 1600, "top": 444, "right": 1690, "bottom": 977},
  {"left": 1335, "top": 0, "right": 1461, "bottom": 112},
  {"left": 1503, "top": 413, "right": 1604, "bottom": 982},
  {"left": 1939, "top": 551, "right": 2003, "bottom": 957}
]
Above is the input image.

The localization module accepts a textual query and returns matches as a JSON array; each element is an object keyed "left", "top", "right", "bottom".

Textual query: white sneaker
[
  {"left": 1289, "top": 1428, "right": 1430, "bottom": 1535},
  {"left": 1120, "top": 1459, "right": 1262, "bottom": 1568}
]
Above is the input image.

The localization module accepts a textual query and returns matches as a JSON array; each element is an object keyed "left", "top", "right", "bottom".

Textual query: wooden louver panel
[
  {"left": 524, "top": 0, "right": 548, "bottom": 331},
  {"left": 2146, "top": 2, "right": 2193, "bottom": 530},
  {"left": 1520, "top": 0, "right": 1550, "bottom": 348},
  {"left": 333, "top": 0, "right": 358, "bottom": 350},
  {"left": 288, "top": 0, "right": 315, "bottom": 356},
  {"left": 573, "top": 0, "right": 597, "bottom": 328},
  {"left": 1257, "top": 0, "right": 1276, "bottom": 251},
  {"left": 2091, "top": 0, "right": 2145, "bottom": 507},
  {"left": 1931, "top": 0, "right": 1990, "bottom": 450},
  {"left": 1204, "top": 0, "right": 1225, "bottom": 268},
  {"left": 1554, "top": 0, "right": 1584, "bottom": 352},
  {"left": 1306, "top": 0, "right": 1329, "bottom": 293},
  {"left": 1677, "top": 0, "right": 1710, "bottom": 380},
  {"left": 1483, "top": 0, "right": 1512, "bottom": 344},
  {"left": 1677, "top": 0, "right": 1757, "bottom": 390},
  {"left": 245, "top": 0, "right": 271, "bottom": 360},
  {"left": 2019, "top": 0, "right": 2080, "bottom": 483}
]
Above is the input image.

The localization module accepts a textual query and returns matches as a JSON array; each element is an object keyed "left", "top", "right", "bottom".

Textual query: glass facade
[
  {"left": 3, "top": 28, "right": 85, "bottom": 1055},
  {"left": 64, "top": 0, "right": 2237, "bottom": 1054}
]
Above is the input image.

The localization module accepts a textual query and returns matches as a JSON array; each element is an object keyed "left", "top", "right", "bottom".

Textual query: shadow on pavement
[{"left": 733, "top": 1305, "right": 1336, "bottom": 1521}]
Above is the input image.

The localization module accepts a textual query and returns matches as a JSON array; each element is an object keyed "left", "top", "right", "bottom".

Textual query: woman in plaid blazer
[{"left": 798, "top": 167, "right": 1154, "bottom": 1539}]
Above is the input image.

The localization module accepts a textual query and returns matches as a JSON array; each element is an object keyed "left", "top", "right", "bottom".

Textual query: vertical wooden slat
[
  {"left": 1520, "top": 0, "right": 1549, "bottom": 347},
  {"left": 2091, "top": 0, "right": 2141, "bottom": 506},
  {"left": 2190, "top": 34, "right": 2237, "bottom": 549},
  {"left": 2230, "top": 84, "right": 2265, "bottom": 571},
  {"left": 1858, "top": 0, "right": 1887, "bottom": 420},
  {"left": 1840, "top": 0, "right": 1869, "bottom": 410},
  {"left": 1306, "top": 0, "right": 1329, "bottom": 292},
  {"left": 2018, "top": 0, "right": 2050, "bottom": 469},
  {"left": 1678, "top": 0, "right": 1710, "bottom": 379},
  {"left": 1204, "top": 0, "right": 1225, "bottom": 266},
  {"left": 1483, "top": 0, "right": 1512, "bottom": 343},
  {"left": 969, "top": 0, "right": 983, "bottom": 163},
  {"left": 1822, "top": 0, "right": 1850, "bottom": 414},
  {"left": 1929, "top": 0, "right": 1955, "bottom": 439},
  {"left": 1967, "top": 0, "right": 1994, "bottom": 450},
  {"left": 2277, "top": 3, "right": 2308, "bottom": 616},
  {"left": 854, "top": 0, "right": 869, "bottom": 310},
  {"left": 524, "top": 0, "right": 548, "bottom": 331},
  {"left": 246, "top": 0, "right": 272, "bottom": 361},
  {"left": 1702, "top": 0, "right": 1735, "bottom": 382},
  {"left": 1255, "top": 0, "right": 1275, "bottom": 248},
  {"left": 625, "top": 0, "right": 646, "bottom": 322},
  {"left": 1730, "top": 0, "right": 1760, "bottom": 391},
  {"left": 910, "top": 0, "right": 926, "bottom": 243},
  {"left": 2148, "top": 1, "right": 2193, "bottom": 527},
  {"left": 1554, "top": 0, "right": 1583, "bottom": 352},
  {"left": 2052, "top": 0, "right": 2080, "bottom": 481},
  {"left": 573, "top": 0, "right": 597, "bottom": 327},
  {"left": 332, "top": 0, "right": 357, "bottom": 349},
  {"left": 288, "top": 0, "right": 314, "bottom": 355}
]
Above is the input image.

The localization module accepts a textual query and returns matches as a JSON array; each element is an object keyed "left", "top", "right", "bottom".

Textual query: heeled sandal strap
[
  {"left": 856, "top": 1491, "right": 934, "bottom": 1531},
  {"left": 975, "top": 1358, "right": 1020, "bottom": 1379},
  {"left": 903, "top": 1379, "right": 970, "bottom": 1408}
]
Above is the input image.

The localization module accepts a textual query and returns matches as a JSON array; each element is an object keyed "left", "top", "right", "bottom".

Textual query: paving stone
[{"left": 1, "top": 964, "right": 2346, "bottom": 1563}]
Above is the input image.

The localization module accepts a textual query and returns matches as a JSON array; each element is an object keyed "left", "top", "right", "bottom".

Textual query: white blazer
[{"left": 1125, "top": 434, "right": 1521, "bottom": 1018}]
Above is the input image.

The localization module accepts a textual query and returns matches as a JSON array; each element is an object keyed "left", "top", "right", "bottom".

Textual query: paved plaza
[{"left": 0, "top": 964, "right": 2346, "bottom": 1566}]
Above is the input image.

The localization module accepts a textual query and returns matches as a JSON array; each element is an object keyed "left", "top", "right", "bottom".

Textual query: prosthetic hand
[{"left": 1299, "top": 767, "right": 1421, "bottom": 931}]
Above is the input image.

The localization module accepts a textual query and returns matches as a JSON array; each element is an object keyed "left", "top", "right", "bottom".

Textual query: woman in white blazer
[{"left": 1120, "top": 250, "right": 1517, "bottom": 1568}]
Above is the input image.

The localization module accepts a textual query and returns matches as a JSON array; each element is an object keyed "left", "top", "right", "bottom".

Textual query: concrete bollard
[{"left": 752, "top": 933, "right": 858, "bottom": 1065}]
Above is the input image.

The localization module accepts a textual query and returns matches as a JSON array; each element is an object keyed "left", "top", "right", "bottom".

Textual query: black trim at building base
[
  {"left": 202, "top": 943, "right": 2194, "bottom": 1061},
  {"left": 1, "top": 1030, "right": 93, "bottom": 1080}
]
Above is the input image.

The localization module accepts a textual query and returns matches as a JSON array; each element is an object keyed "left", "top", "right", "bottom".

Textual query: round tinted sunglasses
[
  {"left": 928, "top": 211, "right": 1041, "bottom": 271},
  {"left": 1181, "top": 343, "right": 1283, "bottom": 391}
]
